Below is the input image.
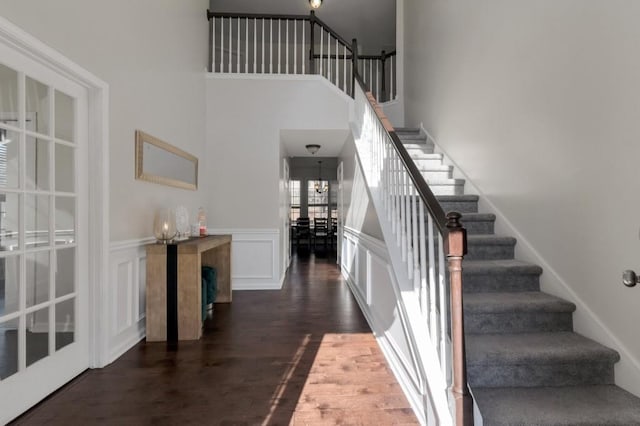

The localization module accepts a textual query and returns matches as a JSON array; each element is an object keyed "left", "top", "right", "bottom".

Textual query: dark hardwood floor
[{"left": 13, "top": 253, "right": 418, "bottom": 425}]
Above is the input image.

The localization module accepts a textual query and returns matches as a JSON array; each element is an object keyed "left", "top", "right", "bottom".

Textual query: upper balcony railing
[{"left": 206, "top": 10, "right": 397, "bottom": 103}]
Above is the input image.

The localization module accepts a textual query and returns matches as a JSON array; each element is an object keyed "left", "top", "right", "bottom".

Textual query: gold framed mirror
[{"left": 135, "top": 130, "right": 198, "bottom": 190}]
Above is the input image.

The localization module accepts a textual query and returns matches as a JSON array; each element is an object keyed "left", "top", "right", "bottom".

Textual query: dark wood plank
[{"left": 12, "top": 254, "right": 418, "bottom": 425}]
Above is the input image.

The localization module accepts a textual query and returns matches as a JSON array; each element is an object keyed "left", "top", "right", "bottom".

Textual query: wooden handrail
[
  {"left": 207, "top": 10, "right": 310, "bottom": 21},
  {"left": 313, "top": 15, "right": 353, "bottom": 50}
]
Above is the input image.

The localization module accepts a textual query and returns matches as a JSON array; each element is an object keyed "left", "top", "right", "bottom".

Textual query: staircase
[{"left": 395, "top": 128, "right": 640, "bottom": 426}]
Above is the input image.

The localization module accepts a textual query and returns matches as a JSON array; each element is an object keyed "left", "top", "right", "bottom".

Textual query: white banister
[{"left": 352, "top": 82, "right": 455, "bottom": 424}]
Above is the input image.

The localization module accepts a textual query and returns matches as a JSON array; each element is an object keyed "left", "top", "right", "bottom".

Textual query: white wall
[
  {"left": 206, "top": 74, "right": 352, "bottom": 286},
  {"left": 0, "top": 0, "right": 210, "bottom": 241},
  {"left": 339, "top": 135, "right": 383, "bottom": 240},
  {"left": 403, "top": 0, "right": 640, "bottom": 394}
]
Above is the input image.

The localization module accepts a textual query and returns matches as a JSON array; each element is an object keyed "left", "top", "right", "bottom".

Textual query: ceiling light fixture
[
  {"left": 315, "top": 160, "right": 329, "bottom": 194},
  {"left": 309, "top": 0, "right": 322, "bottom": 9},
  {"left": 305, "top": 144, "right": 321, "bottom": 155}
]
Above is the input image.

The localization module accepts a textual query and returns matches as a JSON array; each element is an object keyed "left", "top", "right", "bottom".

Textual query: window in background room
[
  {"left": 307, "top": 180, "right": 329, "bottom": 222},
  {"left": 290, "top": 179, "right": 300, "bottom": 222}
]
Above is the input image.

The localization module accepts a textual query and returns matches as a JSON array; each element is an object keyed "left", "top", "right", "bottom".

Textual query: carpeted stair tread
[
  {"left": 426, "top": 178, "right": 465, "bottom": 185},
  {"left": 436, "top": 194, "right": 479, "bottom": 202},
  {"left": 460, "top": 213, "right": 496, "bottom": 223},
  {"left": 416, "top": 164, "right": 452, "bottom": 172},
  {"left": 464, "top": 292, "right": 575, "bottom": 314},
  {"left": 412, "top": 153, "right": 443, "bottom": 160},
  {"left": 397, "top": 133, "right": 428, "bottom": 141},
  {"left": 467, "top": 235, "right": 516, "bottom": 246},
  {"left": 463, "top": 259, "right": 542, "bottom": 275},
  {"left": 466, "top": 332, "right": 620, "bottom": 366},
  {"left": 473, "top": 385, "right": 640, "bottom": 426},
  {"left": 394, "top": 127, "right": 421, "bottom": 134}
]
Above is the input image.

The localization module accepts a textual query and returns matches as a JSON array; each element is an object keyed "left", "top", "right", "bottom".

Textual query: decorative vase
[
  {"left": 175, "top": 206, "right": 190, "bottom": 240},
  {"left": 153, "top": 208, "right": 177, "bottom": 244}
]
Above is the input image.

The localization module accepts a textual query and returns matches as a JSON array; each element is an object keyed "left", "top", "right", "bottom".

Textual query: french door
[{"left": 0, "top": 39, "right": 89, "bottom": 423}]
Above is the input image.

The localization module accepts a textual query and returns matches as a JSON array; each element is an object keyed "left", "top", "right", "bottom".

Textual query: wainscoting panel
[
  {"left": 209, "top": 229, "right": 282, "bottom": 290},
  {"left": 341, "top": 227, "right": 426, "bottom": 425},
  {"left": 107, "top": 238, "right": 152, "bottom": 364}
]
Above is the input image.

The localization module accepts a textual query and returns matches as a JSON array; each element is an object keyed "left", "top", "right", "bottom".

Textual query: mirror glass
[{"left": 135, "top": 130, "right": 197, "bottom": 190}]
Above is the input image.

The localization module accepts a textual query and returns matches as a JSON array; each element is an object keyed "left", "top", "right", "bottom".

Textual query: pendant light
[
  {"left": 315, "top": 160, "right": 329, "bottom": 194},
  {"left": 309, "top": 0, "right": 322, "bottom": 9}
]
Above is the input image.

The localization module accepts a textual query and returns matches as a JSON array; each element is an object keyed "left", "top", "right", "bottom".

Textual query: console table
[{"left": 145, "top": 235, "right": 232, "bottom": 341}]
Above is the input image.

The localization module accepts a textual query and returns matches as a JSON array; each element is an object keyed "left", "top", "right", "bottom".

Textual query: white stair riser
[
  {"left": 429, "top": 184, "right": 465, "bottom": 196},
  {"left": 421, "top": 170, "right": 453, "bottom": 180},
  {"left": 414, "top": 158, "right": 445, "bottom": 168}
]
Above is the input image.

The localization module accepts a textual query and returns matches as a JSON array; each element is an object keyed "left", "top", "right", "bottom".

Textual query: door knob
[{"left": 623, "top": 270, "right": 639, "bottom": 287}]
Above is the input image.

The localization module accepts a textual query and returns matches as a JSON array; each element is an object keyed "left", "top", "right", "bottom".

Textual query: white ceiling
[
  {"left": 281, "top": 129, "right": 352, "bottom": 157},
  {"left": 209, "top": 0, "right": 396, "bottom": 54}
]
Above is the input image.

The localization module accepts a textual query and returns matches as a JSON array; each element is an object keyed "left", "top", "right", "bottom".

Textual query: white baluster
[
  {"left": 212, "top": 16, "right": 216, "bottom": 72},
  {"left": 286, "top": 19, "right": 289, "bottom": 74},
  {"left": 419, "top": 202, "right": 427, "bottom": 318},
  {"left": 294, "top": 20, "right": 297, "bottom": 74},
  {"left": 261, "top": 19, "right": 265, "bottom": 73},
  {"left": 302, "top": 21, "right": 305, "bottom": 74},
  {"left": 220, "top": 17, "right": 224, "bottom": 72},
  {"left": 320, "top": 29, "right": 324, "bottom": 77},
  {"left": 328, "top": 33, "right": 332, "bottom": 82},
  {"left": 228, "top": 17, "right": 232, "bottom": 72},
  {"left": 237, "top": 18, "right": 240, "bottom": 72},
  {"left": 335, "top": 38, "right": 339, "bottom": 87},
  {"left": 412, "top": 185, "right": 420, "bottom": 290},
  {"left": 428, "top": 215, "right": 437, "bottom": 338},
  {"left": 245, "top": 18, "right": 249, "bottom": 73},
  {"left": 343, "top": 45, "right": 347, "bottom": 92},
  {"left": 253, "top": 19, "right": 256, "bottom": 73},
  {"left": 278, "top": 19, "right": 281, "bottom": 74},
  {"left": 369, "top": 59, "right": 373, "bottom": 94},
  {"left": 401, "top": 170, "right": 407, "bottom": 261},
  {"left": 376, "top": 60, "right": 380, "bottom": 102},
  {"left": 407, "top": 186, "right": 414, "bottom": 279},
  {"left": 438, "top": 235, "right": 447, "bottom": 371},
  {"left": 405, "top": 173, "right": 412, "bottom": 274},
  {"left": 270, "top": 19, "right": 273, "bottom": 73}
]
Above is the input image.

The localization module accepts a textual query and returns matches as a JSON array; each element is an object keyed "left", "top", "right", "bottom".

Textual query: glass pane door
[{"left": 0, "top": 53, "right": 87, "bottom": 423}]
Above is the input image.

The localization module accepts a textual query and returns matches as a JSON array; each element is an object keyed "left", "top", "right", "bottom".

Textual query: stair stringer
[
  {"left": 350, "top": 122, "right": 454, "bottom": 426},
  {"left": 419, "top": 124, "right": 640, "bottom": 398}
]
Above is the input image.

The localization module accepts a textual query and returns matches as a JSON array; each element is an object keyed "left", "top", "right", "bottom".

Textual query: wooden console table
[{"left": 145, "top": 235, "right": 232, "bottom": 341}]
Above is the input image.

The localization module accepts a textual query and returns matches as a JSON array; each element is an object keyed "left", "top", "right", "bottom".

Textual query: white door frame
[{"left": 0, "top": 17, "right": 110, "bottom": 369}]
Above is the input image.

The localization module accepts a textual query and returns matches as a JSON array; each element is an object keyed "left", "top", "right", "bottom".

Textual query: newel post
[
  {"left": 309, "top": 11, "right": 316, "bottom": 74},
  {"left": 445, "top": 212, "right": 473, "bottom": 426}
]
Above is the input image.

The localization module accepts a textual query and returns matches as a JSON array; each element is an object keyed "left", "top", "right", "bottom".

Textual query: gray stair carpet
[{"left": 396, "top": 129, "right": 640, "bottom": 425}]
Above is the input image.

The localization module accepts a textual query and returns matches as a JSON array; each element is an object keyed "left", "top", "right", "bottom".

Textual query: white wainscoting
[
  {"left": 209, "top": 228, "right": 283, "bottom": 291},
  {"left": 341, "top": 227, "right": 427, "bottom": 426},
  {"left": 107, "top": 238, "right": 153, "bottom": 364}
]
